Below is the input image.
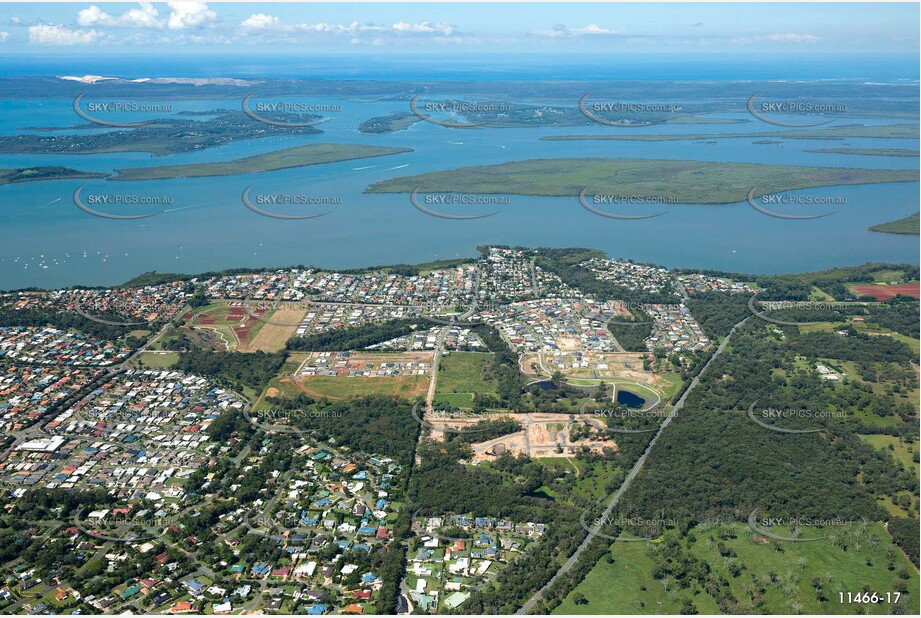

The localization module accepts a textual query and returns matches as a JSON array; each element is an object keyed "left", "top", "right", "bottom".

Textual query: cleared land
[
  {"left": 850, "top": 283, "right": 920, "bottom": 300},
  {"left": 869, "top": 212, "right": 919, "bottom": 235},
  {"left": 292, "top": 374, "right": 429, "bottom": 400},
  {"left": 431, "top": 412, "right": 616, "bottom": 460},
  {"left": 433, "top": 351, "right": 497, "bottom": 409},
  {"left": 112, "top": 144, "right": 412, "bottom": 180},
  {"left": 128, "top": 350, "right": 180, "bottom": 369},
  {"left": 240, "top": 305, "right": 306, "bottom": 353},
  {"left": 540, "top": 123, "right": 920, "bottom": 142},
  {"left": 183, "top": 301, "right": 270, "bottom": 351},
  {"left": 366, "top": 158, "right": 918, "bottom": 204}
]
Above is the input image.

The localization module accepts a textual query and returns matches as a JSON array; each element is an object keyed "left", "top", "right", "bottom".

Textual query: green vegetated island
[
  {"left": 869, "top": 212, "right": 920, "bottom": 235},
  {"left": 358, "top": 102, "right": 751, "bottom": 134},
  {"left": 0, "top": 110, "right": 322, "bottom": 156},
  {"left": 540, "top": 123, "right": 920, "bottom": 142},
  {"left": 366, "top": 158, "right": 919, "bottom": 204},
  {"left": 358, "top": 111, "right": 423, "bottom": 134},
  {"left": 0, "top": 166, "right": 107, "bottom": 185},
  {"left": 111, "top": 144, "right": 412, "bottom": 181},
  {"left": 805, "top": 147, "right": 920, "bottom": 157}
]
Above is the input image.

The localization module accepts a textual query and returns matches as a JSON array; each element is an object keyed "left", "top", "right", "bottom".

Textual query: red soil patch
[{"left": 851, "top": 283, "right": 920, "bottom": 300}]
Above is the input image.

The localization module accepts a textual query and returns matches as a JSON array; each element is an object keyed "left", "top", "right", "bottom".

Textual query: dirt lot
[
  {"left": 428, "top": 411, "right": 616, "bottom": 461},
  {"left": 850, "top": 283, "right": 920, "bottom": 300},
  {"left": 240, "top": 305, "right": 307, "bottom": 353},
  {"left": 556, "top": 336, "right": 582, "bottom": 351}
]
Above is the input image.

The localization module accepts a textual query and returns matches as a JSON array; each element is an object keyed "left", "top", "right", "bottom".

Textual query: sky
[{"left": 0, "top": 2, "right": 917, "bottom": 54}]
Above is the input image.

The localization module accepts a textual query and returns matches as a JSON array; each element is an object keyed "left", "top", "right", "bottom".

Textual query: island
[
  {"left": 0, "top": 110, "right": 323, "bottom": 156},
  {"left": 358, "top": 111, "right": 423, "bottom": 134},
  {"left": 869, "top": 212, "right": 920, "bottom": 235},
  {"left": 365, "top": 157, "right": 919, "bottom": 204},
  {"left": 110, "top": 144, "right": 412, "bottom": 181},
  {"left": 805, "top": 147, "right": 920, "bottom": 157},
  {"left": 0, "top": 166, "right": 107, "bottom": 185},
  {"left": 540, "top": 123, "right": 920, "bottom": 142}
]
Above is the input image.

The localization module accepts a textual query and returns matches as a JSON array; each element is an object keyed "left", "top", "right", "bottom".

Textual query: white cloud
[
  {"left": 763, "top": 32, "right": 818, "bottom": 43},
  {"left": 536, "top": 23, "right": 620, "bottom": 38},
  {"left": 241, "top": 13, "right": 279, "bottom": 30},
  {"left": 77, "top": 3, "right": 163, "bottom": 29},
  {"left": 29, "top": 24, "right": 100, "bottom": 45},
  {"left": 295, "top": 22, "right": 343, "bottom": 33},
  {"left": 77, "top": 6, "right": 111, "bottom": 27},
  {"left": 167, "top": 2, "right": 216, "bottom": 30},
  {"left": 732, "top": 32, "right": 819, "bottom": 45},
  {"left": 0, "top": 32, "right": 8, "bottom": 43},
  {"left": 122, "top": 2, "right": 164, "bottom": 28},
  {"left": 390, "top": 21, "right": 454, "bottom": 36},
  {"left": 233, "top": 17, "right": 458, "bottom": 42}
]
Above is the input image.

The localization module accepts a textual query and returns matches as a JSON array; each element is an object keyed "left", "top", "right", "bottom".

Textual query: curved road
[{"left": 516, "top": 317, "right": 750, "bottom": 614}]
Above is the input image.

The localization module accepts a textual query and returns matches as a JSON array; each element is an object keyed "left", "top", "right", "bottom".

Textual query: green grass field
[
  {"left": 295, "top": 375, "right": 429, "bottom": 400},
  {"left": 128, "top": 351, "right": 180, "bottom": 368},
  {"left": 433, "top": 352, "right": 497, "bottom": 409},
  {"left": 858, "top": 434, "right": 919, "bottom": 474},
  {"left": 555, "top": 522, "right": 919, "bottom": 615},
  {"left": 366, "top": 158, "right": 918, "bottom": 205},
  {"left": 870, "top": 270, "right": 912, "bottom": 284}
]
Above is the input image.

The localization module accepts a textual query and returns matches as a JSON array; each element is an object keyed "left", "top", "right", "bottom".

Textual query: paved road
[
  {"left": 516, "top": 317, "right": 750, "bottom": 614},
  {"left": 424, "top": 326, "right": 450, "bottom": 413}
]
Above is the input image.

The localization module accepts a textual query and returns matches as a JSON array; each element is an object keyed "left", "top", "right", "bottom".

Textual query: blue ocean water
[
  {"left": 0, "top": 55, "right": 917, "bottom": 289},
  {"left": 0, "top": 52, "right": 918, "bottom": 82}
]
